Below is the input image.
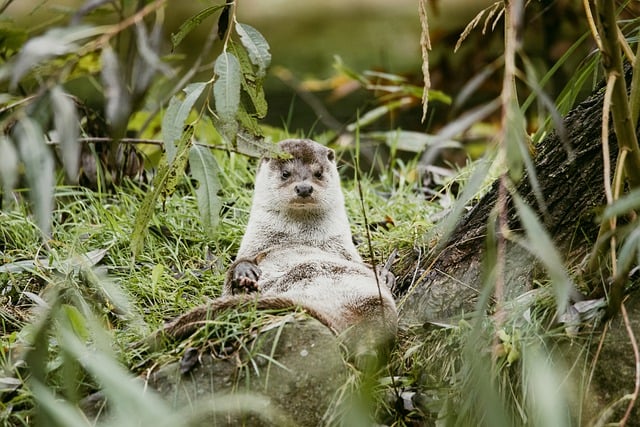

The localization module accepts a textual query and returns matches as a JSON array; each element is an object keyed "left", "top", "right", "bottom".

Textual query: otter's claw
[{"left": 231, "top": 261, "right": 261, "bottom": 294}]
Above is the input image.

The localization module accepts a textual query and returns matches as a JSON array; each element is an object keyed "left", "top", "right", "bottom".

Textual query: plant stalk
[{"left": 595, "top": 0, "right": 640, "bottom": 188}]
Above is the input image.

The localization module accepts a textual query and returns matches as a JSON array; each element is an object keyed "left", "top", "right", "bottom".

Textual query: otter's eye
[
  {"left": 314, "top": 170, "right": 323, "bottom": 179},
  {"left": 281, "top": 170, "right": 291, "bottom": 180}
]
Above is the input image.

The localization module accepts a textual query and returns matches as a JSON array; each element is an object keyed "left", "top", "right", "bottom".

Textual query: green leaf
[
  {"left": 10, "top": 25, "right": 106, "bottom": 88},
  {"left": 237, "top": 104, "right": 264, "bottom": 137},
  {"left": 162, "top": 125, "right": 194, "bottom": 200},
  {"left": 368, "top": 130, "right": 461, "bottom": 153},
  {"left": 0, "top": 135, "right": 19, "bottom": 207},
  {"left": 512, "top": 193, "right": 572, "bottom": 314},
  {"left": 57, "top": 329, "right": 177, "bottom": 426},
  {"left": 601, "top": 188, "right": 640, "bottom": 220},
  {"left": 171, "top": 5, "right": 227, "bottom": 48},
  {"left": 432, "top": 155, "right": 493, "bottom": 253},
  {"left": 229, "top": 40, "right": 268, "bottom": 118},
  {"left": 50, "top": 86, "right": 80, "bottom": 182},
  {"left": 0, "top": 23, "right": 27, "bottom": 53},
  {"left": 213, "top": 52, "right": 242, "bottom": 123},
  {"left": 162, "top": 82, "right": 207, "bottom": 163},
  {"left": 346, "top": 99, "right": 413, "bottom": 132},
  {"left": 30, "top": 381, "right": 91, "bottom": 427},
  {"left": 61, "top": 304, "right": 89, "bottom": 340},
  {"left": 617, "top": 227, "right": 640, "bottom": 275},
  {"left": 14, "top": 117, "right": 55, "bottom": 238},
  {"left": 131, "top": 126, "right": 193, "bottom": 257},
  {"left": 189, "top": 144, "right": 222, "bottom": 237},
  {"left": 236, "top": 23, "right": 271, "bottom": 78},
  {"left": 430, "top": 99, "right": 501, "bottom": 144}
]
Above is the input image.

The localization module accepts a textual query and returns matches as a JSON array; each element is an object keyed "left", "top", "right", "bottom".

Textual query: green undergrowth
[
  {"left": 0, "top": 146, "right": 444, "bottom": 425},
  {"left": 0, "top": 147, "right": 598, "bottom": 426}
]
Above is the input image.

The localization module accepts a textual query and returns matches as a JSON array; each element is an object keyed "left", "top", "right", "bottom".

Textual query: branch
[
  {"left": 619, "top": 301, "right": 640, "bottom": 426},
  {"left": 595, "top": 0, "right": 640, "bottom": 188}
]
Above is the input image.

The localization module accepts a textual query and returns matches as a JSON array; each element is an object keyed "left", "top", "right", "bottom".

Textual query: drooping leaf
[
  {"left": 346, "top": 98, "right": 413, "bottom": 132},
  {"left": 162, "top": 82, "right": 207, "bottom": 162},
  {"left": 617, "top": 227, "right": 640, "bottom": 276},
  {"left": 601, "top": 188, "right": 640, "bottom": 220},
  {"left": 50, "top": 86, "right": 80, "bottom": 182},
  {"left": 14, "top": 117, "right": 55, "bottom": 238},
  {"left": 30, "top": 381, "right": 91, "bottom": 427},
  {"left": 237, "top": 104, "right": 264, "bottom": 137},
  {"left": 189, "top": 144, "right": 222, "bottom": 237},
  {"left": 101, "top": 46, "right": 131, "bottom": 138},
  {"left": 133, "top": 20, "right": 173, "bottom": 97},
  {"left": 432, "top": 155, "right": 493, "bottom": 251},
  {"left": 368, "top": 130, "right": 461, "bottom": 153},
  {"left": 171, "top": 5, "right": 227, "bottom": 48},
  {"left": 0, "top": 135, "right": 19, "bottom": 207},
  {"left": 56, "top": 329, "right": 177, "bottom": 426},
  {"left": 10, "top": 25, "right": 105, "bottom": 88},
  {"left": 236, "top": 23, "right": 271, "bottom": 78},
  {"left": 229, "top": 40, "right": 267, "bottom": 118},
  {"left": 131, "top": 126, "right": 193, "bottom": 257},
  {"left": 213, "top": 52, "right": 242, "bottom": 123},
  {"left": 162, "top": 124, "right": 194, "bottom": 200},
  {"left": 431, "top": 99, "right": 501, "bottom": 144},
  {"left": 61, "top": 304, "right": 90, "bottom": 340},
  {"left": 513, "top": 193, "right": 572, "bottom": 314}
]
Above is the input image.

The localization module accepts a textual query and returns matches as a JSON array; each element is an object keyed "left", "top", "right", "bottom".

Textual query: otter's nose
[{"left": 295, "top": 183, "right": 313, "bottom": 198}]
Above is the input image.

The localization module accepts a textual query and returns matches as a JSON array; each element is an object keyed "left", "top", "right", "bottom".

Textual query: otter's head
[{"left": 253, "top": 139, "right": 343, "bottom": 217}]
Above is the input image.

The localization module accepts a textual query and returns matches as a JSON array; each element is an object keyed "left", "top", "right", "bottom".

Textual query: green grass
[
  {"left": 0, "top": 146, "right": 598, "bottom": 426},
  {"left": 0, "top": 145, "right": 441, "bottom": 425}
]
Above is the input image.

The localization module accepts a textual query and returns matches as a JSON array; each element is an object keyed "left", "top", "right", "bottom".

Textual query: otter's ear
[{"left": 327, "top": 148, "right": 335, "bottom": 162}]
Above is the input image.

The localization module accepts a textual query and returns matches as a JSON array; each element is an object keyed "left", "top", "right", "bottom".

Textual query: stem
[
  {"left": 587, "top": 1, "right": 640, "bottom": 295},
  {"left": 583, "top": 0, "right": 603, "bottom": 51},
  {"left": 222, "top": 1, "right": 237, "bottom": 52},
  {"left": 619, "top": 301, "right": 640, "bottom": 426},
  {"left": 595, "top": 0, "right": 640, "bottom": 188},
  {"left": 493, "top": 0, "right": 521, "bottom": 348},
  {"left": 629, "top": 28, "right": 640, "bottom": 127}
]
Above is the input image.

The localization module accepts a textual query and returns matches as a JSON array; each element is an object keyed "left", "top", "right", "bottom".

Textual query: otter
[{"left": 159, "top": 139, "right": 397, "bottom": 352}]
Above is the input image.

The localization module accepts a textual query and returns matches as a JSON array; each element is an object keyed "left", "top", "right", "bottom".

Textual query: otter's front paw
[{"left": 231, "top": 261, "right": 261, "bottom": 294}]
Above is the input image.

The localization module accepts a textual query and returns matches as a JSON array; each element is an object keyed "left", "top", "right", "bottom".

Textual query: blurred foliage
[{"left": 1, "top": 0, "right": 640, "bottom": 426}]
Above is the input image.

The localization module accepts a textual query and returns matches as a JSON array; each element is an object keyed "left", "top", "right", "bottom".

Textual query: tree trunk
[
  {"left": 399, "top": 83, "right": 617, "bottom": 324},
  {"left": 397, "top": 69, "right": 640, "bottom": 424}
]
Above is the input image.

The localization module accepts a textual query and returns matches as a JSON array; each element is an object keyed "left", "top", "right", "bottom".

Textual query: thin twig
[
  {"left": 46, "top": 137, "right": 251, "bottom": 156},
  {"left": 583, "top": 0, "right": 603, "bottom": 52},
  {"left": 617, "top": 26, "right": 635, "bottom": 65},
  {"left": 602, "top": 74, "right": 616, "bottom": 206},
  {"left": 81, "top": 0, "right": 167, "bottom": 56},
  {"left": 587, "top": 321, "right": 609, "bottom": 399},
  {"left": 602, "top": 74, "right": 618, "bottom": 277},
  {"left": 493, "top": 0, "right": 521, "bottom": 339},
  {"left": 222, "top": 1, "right": 236, "bottom": 52},
  {"left": 629, "top": 27, "right": 640, "bottom": 127},
  {"left": 595, "top": 0, "right": 640, "bottom": 188},
  {"left": 619, "top": 301, "right": 639, "bottom": 426},
  {"left": 0, "top": 0, "right": 14, "bottom": 14}
]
